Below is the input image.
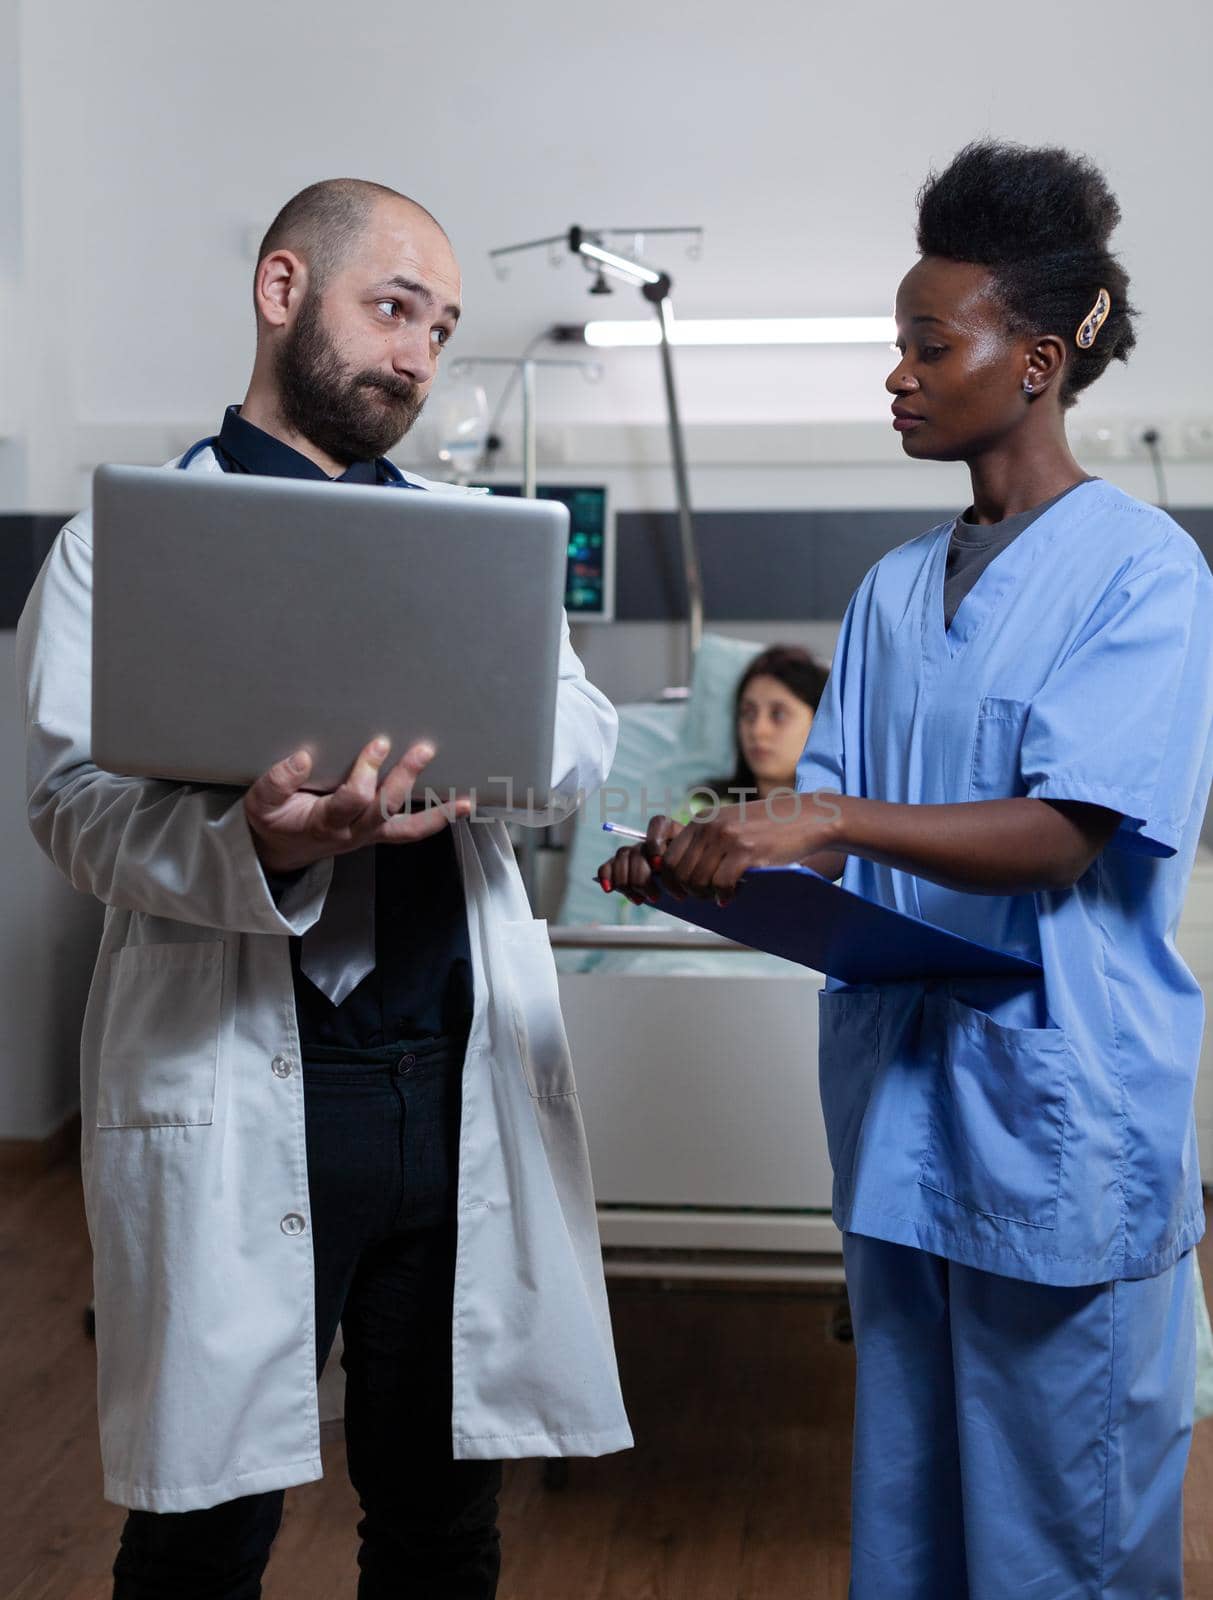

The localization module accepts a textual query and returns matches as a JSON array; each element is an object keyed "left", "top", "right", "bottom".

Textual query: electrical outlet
[
  {"left": 1069, "top": 418, "right": 1131, "bottom": 461},
  {"left": 1178, "top": 419, "right": 1213, "bottom": 461},
  {"left": 1073, "top": 417, "right": 1213, "bottom": 462},
  {"left": 1125, "top": 420, "right": 1177, "bottom": 460}
]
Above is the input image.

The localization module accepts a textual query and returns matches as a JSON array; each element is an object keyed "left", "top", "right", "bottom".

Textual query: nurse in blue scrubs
[{"left": 600, "top": 140, "right": 1213, "bottom": 1597}]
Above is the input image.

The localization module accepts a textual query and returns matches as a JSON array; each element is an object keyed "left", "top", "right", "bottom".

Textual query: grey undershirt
[{"left": 944, "top": 481, "right": 1088, "bottom": 630}]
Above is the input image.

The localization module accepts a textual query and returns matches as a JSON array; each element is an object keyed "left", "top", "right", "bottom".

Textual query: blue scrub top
[{"left": 798, "top": 480, "right": 1213, "bottom": 1285}]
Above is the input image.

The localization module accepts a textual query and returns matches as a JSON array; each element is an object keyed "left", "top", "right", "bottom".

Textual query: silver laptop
[{"left": 91, "top": 464, "right": 569, "bottom": 809}]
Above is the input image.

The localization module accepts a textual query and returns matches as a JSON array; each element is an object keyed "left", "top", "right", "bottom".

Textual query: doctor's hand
[
  {"left": 597, "top": 815, "right": 684, "bottom": 906},
  {"left": 244, "top": 737, "right": 471, "bottom": 877}
]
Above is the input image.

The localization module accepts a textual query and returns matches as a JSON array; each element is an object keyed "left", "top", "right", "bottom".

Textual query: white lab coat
[{"left": 16, "top": 447, "right": 632, "bottom": 1513}]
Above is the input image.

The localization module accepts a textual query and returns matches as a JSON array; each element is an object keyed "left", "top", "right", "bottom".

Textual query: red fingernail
[{"left": 652, "top": 856, "right": 664, "bottom": 870}]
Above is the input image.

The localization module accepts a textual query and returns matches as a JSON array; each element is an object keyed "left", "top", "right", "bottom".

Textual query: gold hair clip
[{"left": 1076, "top": 288, "right": 1111, "bottom": 350}]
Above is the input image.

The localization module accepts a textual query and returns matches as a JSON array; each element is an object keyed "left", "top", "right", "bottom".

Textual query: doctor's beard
[{"left": 274, "top": 290, "right": 427, "bottom": 466}]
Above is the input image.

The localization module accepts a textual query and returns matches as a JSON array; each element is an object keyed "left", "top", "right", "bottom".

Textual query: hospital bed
[
  {"left": 556, "top": 944, "right": 839, "bottom": 1282},
  {"left": 548, "top": 633, "right": 1213, "bottom": 1291},
  {"left": 550, "top": 635, "right": 844, "bottom": 1285}
]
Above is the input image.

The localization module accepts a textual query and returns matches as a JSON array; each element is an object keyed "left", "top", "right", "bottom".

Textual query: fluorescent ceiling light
[
  {"left": 574, "top": 240, "right": 664, "bottom": 286},
  {"left": 582, "top": 316, "right": 896, "bottom": 348}
]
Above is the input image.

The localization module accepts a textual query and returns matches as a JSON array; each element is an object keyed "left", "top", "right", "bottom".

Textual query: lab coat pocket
[
  {"left": 968, "top": 697, "right": 1030, "bottom": 800},
  {"left": 97, "top": 942, "right": 224, "bottom": 1128},
  {"left": 502, "top": 918, "right": 577, "bottom": 1099},
  {"left": 817, "top": 988, "right": 881, "bottom": 1177},
  {"left": 919, "top": 996, "right": 1072, "bottom": 1228}
]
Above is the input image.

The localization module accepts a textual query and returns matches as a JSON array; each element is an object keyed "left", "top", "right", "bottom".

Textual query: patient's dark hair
[
  {"left": 256, "top": 178, "right": 445, "bottom": 296},
  {"left": 703, "top": 646, "right": 830, "bottom": 802},
  {"left": 915, "top": 140, "right": 1136, "bottom": 408}
]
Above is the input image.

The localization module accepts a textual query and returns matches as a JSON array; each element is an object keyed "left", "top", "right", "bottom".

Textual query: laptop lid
[{"left": 91, "top": 464, "right": 568, "bottom": 809}]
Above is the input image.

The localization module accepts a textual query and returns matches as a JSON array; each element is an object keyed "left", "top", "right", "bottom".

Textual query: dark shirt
[
  {"left": 944, "top": 481, "right": 1088, "bottom": 630},
  {"left": 212, "top": 405, "right": 473, "bottom": 1056}
]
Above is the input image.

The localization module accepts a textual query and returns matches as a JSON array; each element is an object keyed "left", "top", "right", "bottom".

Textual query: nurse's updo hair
[{"left": 915, "top": 140, "right": 1136, "bottom": 408}]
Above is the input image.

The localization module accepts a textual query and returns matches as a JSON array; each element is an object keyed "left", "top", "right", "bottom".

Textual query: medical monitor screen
[{"left": 481, "top": 484, "right": 613, "bottom": 621}]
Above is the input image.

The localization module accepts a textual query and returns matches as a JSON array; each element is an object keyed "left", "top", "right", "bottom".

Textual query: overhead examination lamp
[{"left": 489, "top": 225, "right": 706, "bottom": 674}]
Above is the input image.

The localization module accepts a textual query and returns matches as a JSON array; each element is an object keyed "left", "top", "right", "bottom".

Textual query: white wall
[
  {"left": 0, "top": 0, "right": 25, "bottom": 504},
  {"left": 6, "top": 0, "right": 1213, "bottom": 512},
  {"left": 0, "top": 634, "right": 103, "bottom": 1139}
]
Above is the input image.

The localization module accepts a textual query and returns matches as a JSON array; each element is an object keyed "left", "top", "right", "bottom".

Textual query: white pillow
[
  {"left": 556, "top": 700, "right": 691, "bottom": 936},
  {"left": 555, "top": 633, "right": 766, "bottom": 945},
  {"left": 681, "top": 632, "right": 765, "bottom": 779}
]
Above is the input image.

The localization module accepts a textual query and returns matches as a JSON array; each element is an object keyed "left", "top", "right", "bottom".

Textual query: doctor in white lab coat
[{"left": 17, "top": 178, "right": 630, "bottom": 1599}]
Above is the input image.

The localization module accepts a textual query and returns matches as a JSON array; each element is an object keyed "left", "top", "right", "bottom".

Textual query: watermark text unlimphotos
[{"left": 380, "top": 780, "right": 842, "bottom": 827}]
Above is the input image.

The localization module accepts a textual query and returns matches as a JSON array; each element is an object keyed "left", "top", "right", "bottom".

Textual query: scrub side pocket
[
  {"left": 919, "top": 995, "right": 1073, "bottom": 1229},
  {"left": 817, "top": 988, "right": 881, "bottom": 1182},
  {"left": 502, "top": 918, "right": 577, "bottom": 1099},
  {"left": 97, "top": 941, "right": 224, "bottom": 1128}
]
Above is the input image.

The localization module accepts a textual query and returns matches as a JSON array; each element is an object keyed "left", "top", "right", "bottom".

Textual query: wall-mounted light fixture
[{"left": 554, "top": 315, "right": 897, "bottom": 348}]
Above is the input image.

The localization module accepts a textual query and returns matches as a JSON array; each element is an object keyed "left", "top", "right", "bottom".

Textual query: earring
[{"left": 1023, "top": 379, "right": 1035, "bottom": 395}]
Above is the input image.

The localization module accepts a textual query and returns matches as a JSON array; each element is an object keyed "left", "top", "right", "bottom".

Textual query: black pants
[{"left": 113, "top": 1038, "right": 502, "bottom": 1600}]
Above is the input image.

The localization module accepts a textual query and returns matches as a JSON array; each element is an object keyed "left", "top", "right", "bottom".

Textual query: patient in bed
[
  {"left": 671, "top": 644, "right": 829, "bottom": 829},
  {"left": 555, "top": 636, "right": 827, "bottom": 975}
]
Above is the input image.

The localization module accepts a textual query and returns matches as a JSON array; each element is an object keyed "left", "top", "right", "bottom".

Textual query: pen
[{"left": 600, "top": 822, "right": 648, "bottom": 841}]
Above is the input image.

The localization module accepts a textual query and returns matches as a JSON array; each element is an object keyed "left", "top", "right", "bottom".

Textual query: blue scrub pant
[{"left": 843, "top": 1235, "right": 1196, "bottom": 1600}]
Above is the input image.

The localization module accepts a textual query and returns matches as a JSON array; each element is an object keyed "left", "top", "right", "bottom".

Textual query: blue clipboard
[{"left": 651, "top": 865, "right": 1042, "bottom": 984}]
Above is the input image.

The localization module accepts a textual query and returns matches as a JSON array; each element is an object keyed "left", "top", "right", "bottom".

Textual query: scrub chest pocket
[
  {"left": 968, "top": 696, "right": 1031, "bottom": 800},
  {"left": 96, "top": 941, "right": 224, "bottom": 1128}
]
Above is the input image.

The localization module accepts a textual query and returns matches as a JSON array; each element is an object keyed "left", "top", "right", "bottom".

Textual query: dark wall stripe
[
  {"left": 0, "top": 516, "right": 71, "bottom": 628},
  {"left": 4, "top": 507, "right": 1213, "bottom": 629},
  {"left": 615, "top": 507, "right": 1213, "bottom": 621}
]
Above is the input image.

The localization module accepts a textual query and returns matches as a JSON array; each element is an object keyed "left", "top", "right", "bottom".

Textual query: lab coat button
[
  {"left": 280, "top": 1213, "right": 306, "bottom": 1237},
  {"left": 271, "top": 1054, "right": 293, "bottom": 1078}
]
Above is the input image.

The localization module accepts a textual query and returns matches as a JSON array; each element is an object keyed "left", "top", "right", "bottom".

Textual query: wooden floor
[{"left": 3, "top": 1161, "right": 1213, "bottom": 1599}]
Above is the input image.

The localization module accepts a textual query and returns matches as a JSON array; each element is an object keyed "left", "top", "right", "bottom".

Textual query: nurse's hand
[
  {"left": 596, "top": 815, "right": 684, "bottom": 906},
  {"left": 658, "top": 792, "right": 840, "bottom": 901},
  {"left": 244, "top": 737, "right": 472, "bottom": 876}
]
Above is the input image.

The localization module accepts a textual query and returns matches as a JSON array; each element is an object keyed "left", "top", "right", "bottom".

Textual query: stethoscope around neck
[
  {"left": 174, "top": 435, "right": 409, "bottom": 485},
  {"left": 176, "top": 437, "right": 218, "bottom": 471}
]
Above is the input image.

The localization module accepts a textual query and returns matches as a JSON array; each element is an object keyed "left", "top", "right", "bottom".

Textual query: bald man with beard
[{"left": 17, "top": 179, "right": 630, "bottom": 1600}]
